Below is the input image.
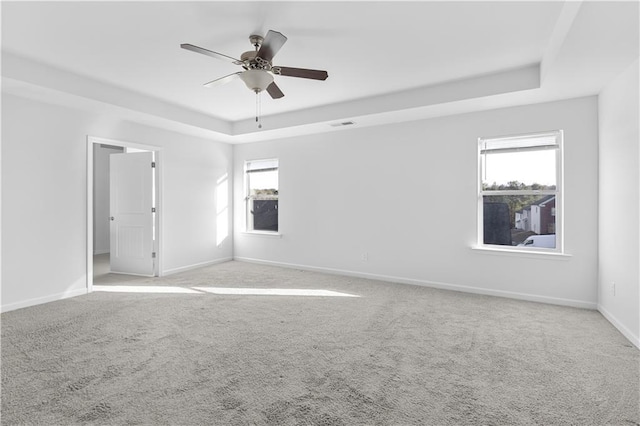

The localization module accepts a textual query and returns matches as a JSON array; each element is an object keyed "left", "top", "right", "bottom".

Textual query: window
[
  {"left": 478, "top": 131, "right": 562, "bottom": 251},
  {"left": 245, "top": 159, "right": 279, "bottom": 232}
]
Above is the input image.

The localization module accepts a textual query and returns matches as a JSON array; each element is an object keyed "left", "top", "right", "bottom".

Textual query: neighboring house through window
[
  {"left": 478, "top": 131, "right": 562, "bottom": 251},
  {"left": 245, "top": 159, "right": 279, "bottom": 232}
]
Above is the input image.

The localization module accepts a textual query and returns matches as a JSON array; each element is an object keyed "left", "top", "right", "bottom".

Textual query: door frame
[{"left": 86, "top": 136, "right": 163, "bottom": 293}]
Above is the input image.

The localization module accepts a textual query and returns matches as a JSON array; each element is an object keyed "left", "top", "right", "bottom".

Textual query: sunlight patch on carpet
[
  {"left": 192, "top": 287, "right": 360, "bottom": 297},
  {"left": 92, "top": 285, "right": 360, "bottom": 297},
  {"left": 93, "top": 285, "right": 203, "bottom": 294}
]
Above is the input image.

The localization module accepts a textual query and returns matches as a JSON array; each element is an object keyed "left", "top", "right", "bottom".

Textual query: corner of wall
[
  {"left": 597, "top": 58, "right": 640, "bottom": 347},
  {"left": 598, "top": 304, "right": 640, "bottom": 349}
]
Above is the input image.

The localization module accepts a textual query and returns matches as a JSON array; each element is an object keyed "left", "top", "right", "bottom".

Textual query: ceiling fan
[{"left": 181, "top": 30, "right": 329, "bottom": 100}]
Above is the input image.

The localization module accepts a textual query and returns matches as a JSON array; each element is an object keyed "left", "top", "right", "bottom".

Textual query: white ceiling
[{"left": 1, "top": 1, "right": 638, "bottom": 143}]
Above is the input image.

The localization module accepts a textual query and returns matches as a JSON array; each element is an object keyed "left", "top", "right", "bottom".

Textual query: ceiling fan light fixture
[{"left": 239, "top": 69, "right": 274, "bottom": 92}]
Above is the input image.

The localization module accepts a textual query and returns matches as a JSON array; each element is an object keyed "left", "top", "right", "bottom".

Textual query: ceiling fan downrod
[{"left": 249, "top": 34, "right": 263, "bottom": 51}]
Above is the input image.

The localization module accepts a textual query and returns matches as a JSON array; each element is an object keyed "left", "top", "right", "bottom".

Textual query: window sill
[
  {"left": 470, "top": 245, "right": 572, "bottom": 260},
  {"left": 240, "top": 231, "right": 282, "bottom": 238}
]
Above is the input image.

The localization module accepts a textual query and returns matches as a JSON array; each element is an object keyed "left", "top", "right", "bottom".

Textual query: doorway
[{"left": 86, "top": 136, "right": 162, "bottom": 292}]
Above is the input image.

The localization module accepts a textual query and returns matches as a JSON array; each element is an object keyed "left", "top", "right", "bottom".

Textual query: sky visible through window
[
  {"left": 250, "top": 170, "right": 278, "bottom": 191},
  {"left": 483, "top": 150, "right": 556, "bottom": 186}
]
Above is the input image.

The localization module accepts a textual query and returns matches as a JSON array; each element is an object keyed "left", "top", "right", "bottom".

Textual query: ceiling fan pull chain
[
  {"left": 256, "top": 91, "right": 263, "bottom": 129},
  {"left": 259, "top": 92, "right": 263, "bottom": 129}
]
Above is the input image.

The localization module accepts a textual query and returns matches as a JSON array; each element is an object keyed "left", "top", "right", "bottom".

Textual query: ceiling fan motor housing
[
  {"left": 241, "top": 51, "right": 273, "bottom": 72},
  {"left": 241, "top": 50, "right": 258, "bottom": 63}
]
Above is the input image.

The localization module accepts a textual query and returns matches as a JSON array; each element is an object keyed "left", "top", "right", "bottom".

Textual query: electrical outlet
[{"left": 361, "top": 252, "right": 368, "bottom": 262}]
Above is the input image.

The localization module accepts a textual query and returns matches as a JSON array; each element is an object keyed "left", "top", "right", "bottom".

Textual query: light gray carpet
[{"left": 2, "top": 261, "right": 638, "bottom": 425}]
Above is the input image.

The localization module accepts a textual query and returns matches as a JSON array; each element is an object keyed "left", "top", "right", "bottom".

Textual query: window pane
[
  {"left": 482, "top": 149, "right": 556, "bottom": 188},
  {"left": 251, "top": 199, "right": 278, "bottom": 231},
  {"left": 249, "top": 170, "right": 278, "bottom": 199},
  {"left": 483, "top": 195, "right": 556, "bottom": 248}
]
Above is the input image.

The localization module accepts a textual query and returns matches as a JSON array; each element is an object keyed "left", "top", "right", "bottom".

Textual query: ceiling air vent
[{"left": 329, "top": 121, "right": 355, "bottom": 127}]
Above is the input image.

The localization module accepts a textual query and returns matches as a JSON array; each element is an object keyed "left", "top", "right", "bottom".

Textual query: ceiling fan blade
[
  {"left": 257, "top": 30, "right": 287, "bottom": 62},
  {"left": 273, "top": 67, "right": 328, "bottom": 81},
  {"left": 266, "top": 82, "right": 285, "bottom": 99},
  {"left": 181, "top": 43, "right": 243, "bottom": 65},
  {"left": 203, "top": 72, "right": 242, "bottom": 88}
]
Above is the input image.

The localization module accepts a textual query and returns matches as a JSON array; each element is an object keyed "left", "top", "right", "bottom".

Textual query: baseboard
[
  {"left": 93, "top": 249, "right": 109, "bottom": 255},
  {"left": 597, "top": 304, "right": 640, "bottom": 349},
  {"left": 162, "top": 257, "right": 233, "bottom": 276},
  {"left": 234, "top": 257, "right": 598, "bottom": 310},
  {"left": 1, "top": 287, "right": 88, "bottom": 314}
]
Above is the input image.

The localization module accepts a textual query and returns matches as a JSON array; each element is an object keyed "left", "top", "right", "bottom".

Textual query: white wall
[
  {"left": 1, "top": 94, "right": 233, "bottom": 312},
  {"left": 234, "top": 96, "right": 599, "bottom": 308},
  {"left": 93, "top": 144, "right": 124, "bottom": 254},
  {"left": 598, "top": 59, "right": 640, "bottom": 347}
]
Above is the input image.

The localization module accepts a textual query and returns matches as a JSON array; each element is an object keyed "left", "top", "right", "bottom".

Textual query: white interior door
[{"left": 110, "top": 151, "right": 154, "bottom": 275}]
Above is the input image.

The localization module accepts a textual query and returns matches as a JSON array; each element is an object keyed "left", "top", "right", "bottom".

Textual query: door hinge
[
  {"left": 151, "top": 162, "right": 156, "bottom": 168},
  {"left": 151, "top": 207, "right": 156, "bottom": 213},
  {"left": 152, "top": 252, "right": 157, "bottom": 258}
]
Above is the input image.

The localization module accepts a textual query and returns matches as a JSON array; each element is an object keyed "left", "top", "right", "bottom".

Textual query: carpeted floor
[{"left": 2, "top": 261, "right": 638, "bottom": 425}]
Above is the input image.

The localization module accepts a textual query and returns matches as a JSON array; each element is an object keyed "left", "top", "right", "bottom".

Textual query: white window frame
[
  {"left": 477, "top": 130, "right": 564, "bottom": 254},
  {"left": 244, "top": 158, "right": 279, "bottom": 235}
]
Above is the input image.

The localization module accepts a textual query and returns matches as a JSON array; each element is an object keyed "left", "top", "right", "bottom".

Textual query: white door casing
[{"left": 109, "top": 152, "right": 154, "bottom": 275}]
